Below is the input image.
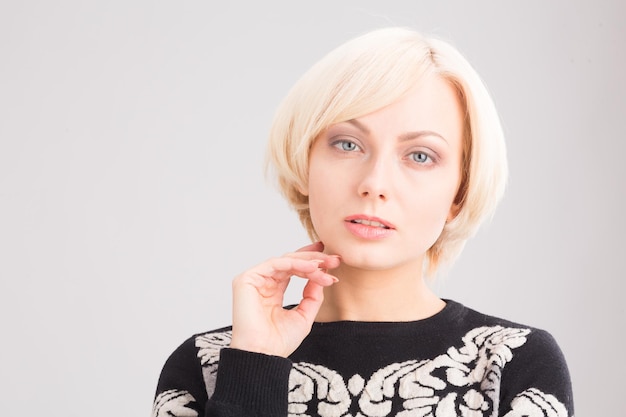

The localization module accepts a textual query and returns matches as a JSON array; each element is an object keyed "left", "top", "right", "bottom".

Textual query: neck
[{"left": 315, "top": 261, "right": 444, "bottom": 322}]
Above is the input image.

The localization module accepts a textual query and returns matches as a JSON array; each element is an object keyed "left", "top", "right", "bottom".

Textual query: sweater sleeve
[
  {"left": 499, "top": 329, "right": 574, "bottom": 417},
  {"left": 152, "top": 336, "right": 292, "bottom": 417},
  {"left": 207, "top": 349, "right": 293, "bottom": 417}
]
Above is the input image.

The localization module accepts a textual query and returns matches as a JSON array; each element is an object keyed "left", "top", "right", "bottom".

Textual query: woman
[{"left": 152, "top": 27, "right": 573, "bottom": 417}]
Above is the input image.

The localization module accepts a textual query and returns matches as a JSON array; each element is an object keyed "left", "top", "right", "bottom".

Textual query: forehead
[{"left": 334, "top": 75, "right": 465, "bottom": 145}]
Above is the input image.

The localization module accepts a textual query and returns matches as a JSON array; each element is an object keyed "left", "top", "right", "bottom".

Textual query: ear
[
  {"left": 446, "top": 202, "right": 461, "bottom": 222},
  {"left": 296, "top": 181, "right": 309, "bottom": 197},
  {"left": 448, "top": 173, "right": 467, "bottom": 222}
]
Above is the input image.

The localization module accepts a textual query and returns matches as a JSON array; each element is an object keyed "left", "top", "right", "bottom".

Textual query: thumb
[{"left": 293, "top": 280, "right": 325, "bottom": 325}]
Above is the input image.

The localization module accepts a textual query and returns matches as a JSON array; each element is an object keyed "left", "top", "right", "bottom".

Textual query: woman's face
[{"left": 304, "top": 74, "right": 464, "bottom": 272}]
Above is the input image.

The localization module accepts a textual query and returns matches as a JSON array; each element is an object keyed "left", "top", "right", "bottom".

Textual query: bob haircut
[{"left": 266, "top": 27, "right": 507, "bottom": 276}]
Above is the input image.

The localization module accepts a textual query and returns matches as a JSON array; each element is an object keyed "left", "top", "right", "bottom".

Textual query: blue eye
[
  {"left": 334, "top": 140, "right": 360, "bottom": 152},
  {"left": 410, "top": 151, "right": 430, "bottom": 163}
]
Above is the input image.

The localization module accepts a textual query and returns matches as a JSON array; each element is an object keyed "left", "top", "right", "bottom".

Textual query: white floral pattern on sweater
[{"left": 175, "top": 326, "right": 568, "bottom": 417}]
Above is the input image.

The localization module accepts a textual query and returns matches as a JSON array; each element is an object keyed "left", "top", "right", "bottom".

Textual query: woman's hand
[{"left": 229, "top": 241, "right": 340, "bottom": 357}]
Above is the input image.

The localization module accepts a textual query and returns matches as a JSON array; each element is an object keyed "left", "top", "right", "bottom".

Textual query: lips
[
  {"left": 349, "top": 218, "right": 390, "bottom": 229},
  {"left": 344, "top": 215, "right": 395, "bottom": 240},
  {"left": 344, "top": 215, "right": 395, "bottom": 230}
]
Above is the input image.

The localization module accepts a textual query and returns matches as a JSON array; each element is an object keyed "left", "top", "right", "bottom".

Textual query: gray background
[{"left": 1, "top": 1, "right": 623, "bottom": 416}]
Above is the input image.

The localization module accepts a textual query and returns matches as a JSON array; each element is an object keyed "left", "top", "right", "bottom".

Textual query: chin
[
  {"left": 329, "top": 245, "right": 401, "bottom": 271},
  {"left": 324, "top": 238, "right": 427, "bottom": 273}
]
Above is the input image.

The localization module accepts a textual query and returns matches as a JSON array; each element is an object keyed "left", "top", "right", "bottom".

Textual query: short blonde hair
[{"left": 266, "top": 27, "right": 507, "bottom": 276}]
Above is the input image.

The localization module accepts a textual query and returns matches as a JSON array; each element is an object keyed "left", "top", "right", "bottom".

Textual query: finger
[
  {"left": 256, "top": 255, "right": 339, "bottom": 281},
  {"left": 276, "top": 250, "right": 342, "bottom": 269},
  {"left": 236, "top": 257, "right": 336, "bottom": 292},
  {"left": 299, "top": 267, "right": 339, "bottom": 285},
  {"left": 272, "top": 258, "right": 338, "bottom": 287},
  {"left": 292, "top": 253, "right": 341, "bottom": 271},
  {"left": 292, "top": 280, "right": 325, "bottom": 325}
]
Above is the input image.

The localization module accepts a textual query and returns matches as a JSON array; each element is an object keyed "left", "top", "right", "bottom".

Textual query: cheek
[
  {"left": 307, "top": 158, "right": 355, "bottom": 243},
  {"left": 407, "top": 177, "right": 460, "bottom": 239},
  {"left": 307, "top": 163, "right": 332, "bottom": 232}
]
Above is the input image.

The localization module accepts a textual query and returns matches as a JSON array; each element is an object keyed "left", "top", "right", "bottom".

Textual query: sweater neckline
[{"left": 310, "top": 299, "right": 464, "bottom": 330}]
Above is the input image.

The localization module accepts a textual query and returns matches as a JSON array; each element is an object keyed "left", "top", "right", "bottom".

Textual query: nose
[{"left": 357, "top": 158, "right": 392, "bottom": 201}]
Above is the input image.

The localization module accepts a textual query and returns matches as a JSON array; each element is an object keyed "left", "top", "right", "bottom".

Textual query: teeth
[{"left": 351, "top": 219, "right": 389, "bottom": 229}]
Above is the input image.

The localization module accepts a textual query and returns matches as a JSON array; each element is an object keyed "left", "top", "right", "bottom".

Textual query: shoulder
[
  {"left": 162, "top": 326, "right": 233, "bottom": 369},
  {"left": 152, "top": 326, "right": 234, "bottom": 416},
  {"left": 447, "top": 300, "right": 573, "bottom": 415},
  {"left": 447, "top": 299, "right": 535, "bottom": 328},
  {"left": 193, "top": 326, "right": 233, "bottom": 366},
  {"left": 452, "top": 300, "right": 565, "bottom": 354},
  {"left": 448, "top": 300, "right": 568, "bottom": 367},
  {"left": 157, "top": 327, "right": 233, "bottom": 391}
]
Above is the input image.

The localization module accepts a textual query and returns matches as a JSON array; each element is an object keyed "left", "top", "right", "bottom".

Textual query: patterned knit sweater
[{"left": 152, "top": 300, "right": 573, "bottom": 416}]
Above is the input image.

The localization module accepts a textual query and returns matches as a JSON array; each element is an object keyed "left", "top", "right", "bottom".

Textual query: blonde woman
[{"left": 152, "top": 27, "right": 573, "bottom": 417}]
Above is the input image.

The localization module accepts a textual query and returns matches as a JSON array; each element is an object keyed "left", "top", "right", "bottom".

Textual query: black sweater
[{"left": 152, "top": 300, "right": 573, "bottom": 416}]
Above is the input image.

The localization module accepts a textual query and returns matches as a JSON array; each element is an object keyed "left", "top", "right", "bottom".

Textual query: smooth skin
[{"left": 230, "top": 74, "right": 464, "bottom": 357}]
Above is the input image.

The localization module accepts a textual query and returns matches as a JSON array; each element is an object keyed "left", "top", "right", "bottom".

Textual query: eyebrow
[{"left": 345, "top": 119, "right": 449, "bottom": 145}]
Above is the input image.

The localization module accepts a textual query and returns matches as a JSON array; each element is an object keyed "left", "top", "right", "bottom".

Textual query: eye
[
  {"left": 332, "top": 139, "right": 361, "bottom": 152},
  {"left": 410, "top": 151, "right": 432, "bottom": 164}
]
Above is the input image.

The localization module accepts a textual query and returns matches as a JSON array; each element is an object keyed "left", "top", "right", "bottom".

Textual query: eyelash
[
  {"left": 331, "top": 139, "right": 437, "bottom": 165},
  {"left": 332, "top": 139, "right": 361, "bottom": 152},
  {"left": 408, "top": 151, "right": 434, "bottom": 164}
]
